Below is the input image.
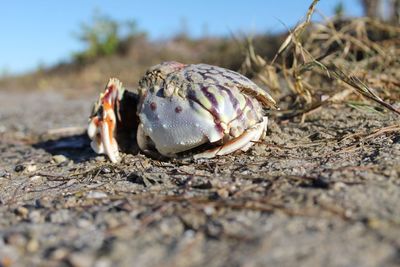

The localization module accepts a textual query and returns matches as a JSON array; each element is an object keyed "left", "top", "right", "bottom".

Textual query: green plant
[
  {"left": 73, "top": 10, "right": 141, "bottom": 63},
  {"left": 334, "top": 1, "right": 345, "bottom": 19}
]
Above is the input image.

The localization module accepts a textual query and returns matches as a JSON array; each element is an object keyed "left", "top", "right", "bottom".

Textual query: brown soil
[{"left": 0, "top": 89, "right": 399, "bottom": 267}]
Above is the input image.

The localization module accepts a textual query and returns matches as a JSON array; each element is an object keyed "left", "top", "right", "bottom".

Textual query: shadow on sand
[{"left": 33, "top": 134, "right": 97, "bottom": 163}]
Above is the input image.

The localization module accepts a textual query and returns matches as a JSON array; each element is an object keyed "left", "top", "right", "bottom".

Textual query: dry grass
[{"left": 241, "top": 0, "right": 400, "bottom": 119}]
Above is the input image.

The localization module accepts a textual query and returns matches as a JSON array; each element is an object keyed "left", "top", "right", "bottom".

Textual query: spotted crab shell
[{"left": 136, "top": 62, "right": 276, "bottom": 157}]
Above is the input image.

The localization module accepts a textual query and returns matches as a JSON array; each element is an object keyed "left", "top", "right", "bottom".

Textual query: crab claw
[{"left": 88, "top": 78, "right": 125, "bottom": 163}]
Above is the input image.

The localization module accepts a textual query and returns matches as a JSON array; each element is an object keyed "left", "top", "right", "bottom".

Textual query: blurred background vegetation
[{"left": 0, "top": 0, "right": 398, "bottom": 99}]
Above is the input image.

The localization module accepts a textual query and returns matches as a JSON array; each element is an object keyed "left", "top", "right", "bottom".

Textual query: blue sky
[{"left": 0, "top": 0, "right": 363, "bottom": 74}]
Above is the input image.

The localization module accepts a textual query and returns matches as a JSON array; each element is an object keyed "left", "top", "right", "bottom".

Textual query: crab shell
[{"left": 88, "top": 61, "right": 277, "bottom": 162}]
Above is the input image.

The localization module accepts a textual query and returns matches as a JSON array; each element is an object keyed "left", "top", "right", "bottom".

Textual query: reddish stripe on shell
[{"left": 187, "top": 88, "right": 225, "bottom": 136}]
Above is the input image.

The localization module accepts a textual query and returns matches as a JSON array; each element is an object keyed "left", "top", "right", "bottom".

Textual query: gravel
[{"left": 0, "top": 91, "right": 399, "bottom": 267}]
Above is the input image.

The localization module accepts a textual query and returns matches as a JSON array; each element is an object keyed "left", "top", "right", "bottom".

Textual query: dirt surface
[{"left": 0, "top": 90, "right": 399, "bottom": 267}]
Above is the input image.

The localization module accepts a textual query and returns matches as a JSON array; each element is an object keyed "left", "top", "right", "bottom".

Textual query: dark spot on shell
[
  {"left": 150, "top": 102, "right": 157, "bottom": 111},
  {"left": 175, "top": 106, "right": 182, "bottom": 113}
]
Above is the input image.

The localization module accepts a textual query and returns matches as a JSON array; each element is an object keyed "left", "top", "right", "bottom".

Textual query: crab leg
[
  {"left": 87, "top": 78, "right": 123, "bottom": 163},
  {"left": 88, "top": 106, "right": 120, "bottom": 163},
  {"left": 240, "top": 117, "right": 268, "bottom": 151},
  {"left": 193, "top": 117, "right": 268, "bottom": 159},
  {"left": 100, "top": 112, "right": 120, "bottom": 163}
]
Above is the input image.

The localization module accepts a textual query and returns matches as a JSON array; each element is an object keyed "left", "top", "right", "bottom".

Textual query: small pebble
[
  {"left": 105, "top": 217, "right": 119, "bottom": 228},
  {"left": 101, "top": 167, "right": 111, "bottom": 174},
  {"left": 26, "top": 164, "right": 37, "bottom": 173},
  {"left": 50, "top": 209, "right": 71, "bottom": 223},
  {"left": 217, "top": 188, "right": 229, "bottom": 198},
  {"left": 203, "top": 205, "right": 215, "bottom": 216},
  {"left": 0, "top": 256, "right": 13, "bottom": 267},
  {"left": 68, "top": 253, "right": 95, "bottom": 267},
  {"left": 205, "top": 221, "right": 223, "bottom": 238},
  {"left": 66, "top": 179, "right": 77, "bottom": 187},
  {"left": 95, "top": 156, "right": 106, "bottom": 162},
  {"left": 183, "top": 229, "right": 196, "bottom": 239},
  {"left": 26, "top": 238, "right": 39, "bottom": 253},
  {"left": 49, "top": 248, "right": 70, "bottom": 260},
  {"left": 4, "top": 233, "right": 27, "bottom": 247},
  {"left": 52, "top": 155, "right": 68, "bottom": 164},
  {"left": 77, "top": 219, "right": 92, "bottom": 228},
  {"left": 36, "top": 196, "right": 52, "bottom": 209},
  {"left": 15, "top": 206, "right": 29, "bottom": 218},
  {"left": 14, "top": 164, "right": 25, "bottom": 172},
  {"left": 29, "top": 210, "right": 43, "bottom": 223},
  {"left": 86, "top": 191, "right": 108, "bottom": 199},
  {"left": 344, "top": 209, "right": 353, "bottom": 218},
  {"left": 94, "top": 258, "right": 112, "bottom": 267},
  {"left": 30, "top": 175, "right": 46, "bottom": 183},
  {"left": 332, "top": 181, "right": 346, "bottom": 191}
]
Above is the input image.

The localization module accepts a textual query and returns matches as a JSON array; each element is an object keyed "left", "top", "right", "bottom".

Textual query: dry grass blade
[
  {"left": 299, "top": 61, "right": 400, "bottom": 116},
  {"left": 240, "top": 38, "right": 282, "bottom": 97},
  {"left": 242, "top": 0, "right": 399, "bottom": 119},
  {"left": 271, "top": 0, "right": 320, "bottom": 63}
]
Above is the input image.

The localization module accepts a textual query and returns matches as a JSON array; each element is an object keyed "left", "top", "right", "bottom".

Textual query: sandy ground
[{"left": 0, "top": 90, "right": 399, "bottom": 267}]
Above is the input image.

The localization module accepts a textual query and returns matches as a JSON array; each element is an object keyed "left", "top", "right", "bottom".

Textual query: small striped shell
[{"left": 137, "top": 62, "right": 275, "bottom": 157}]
